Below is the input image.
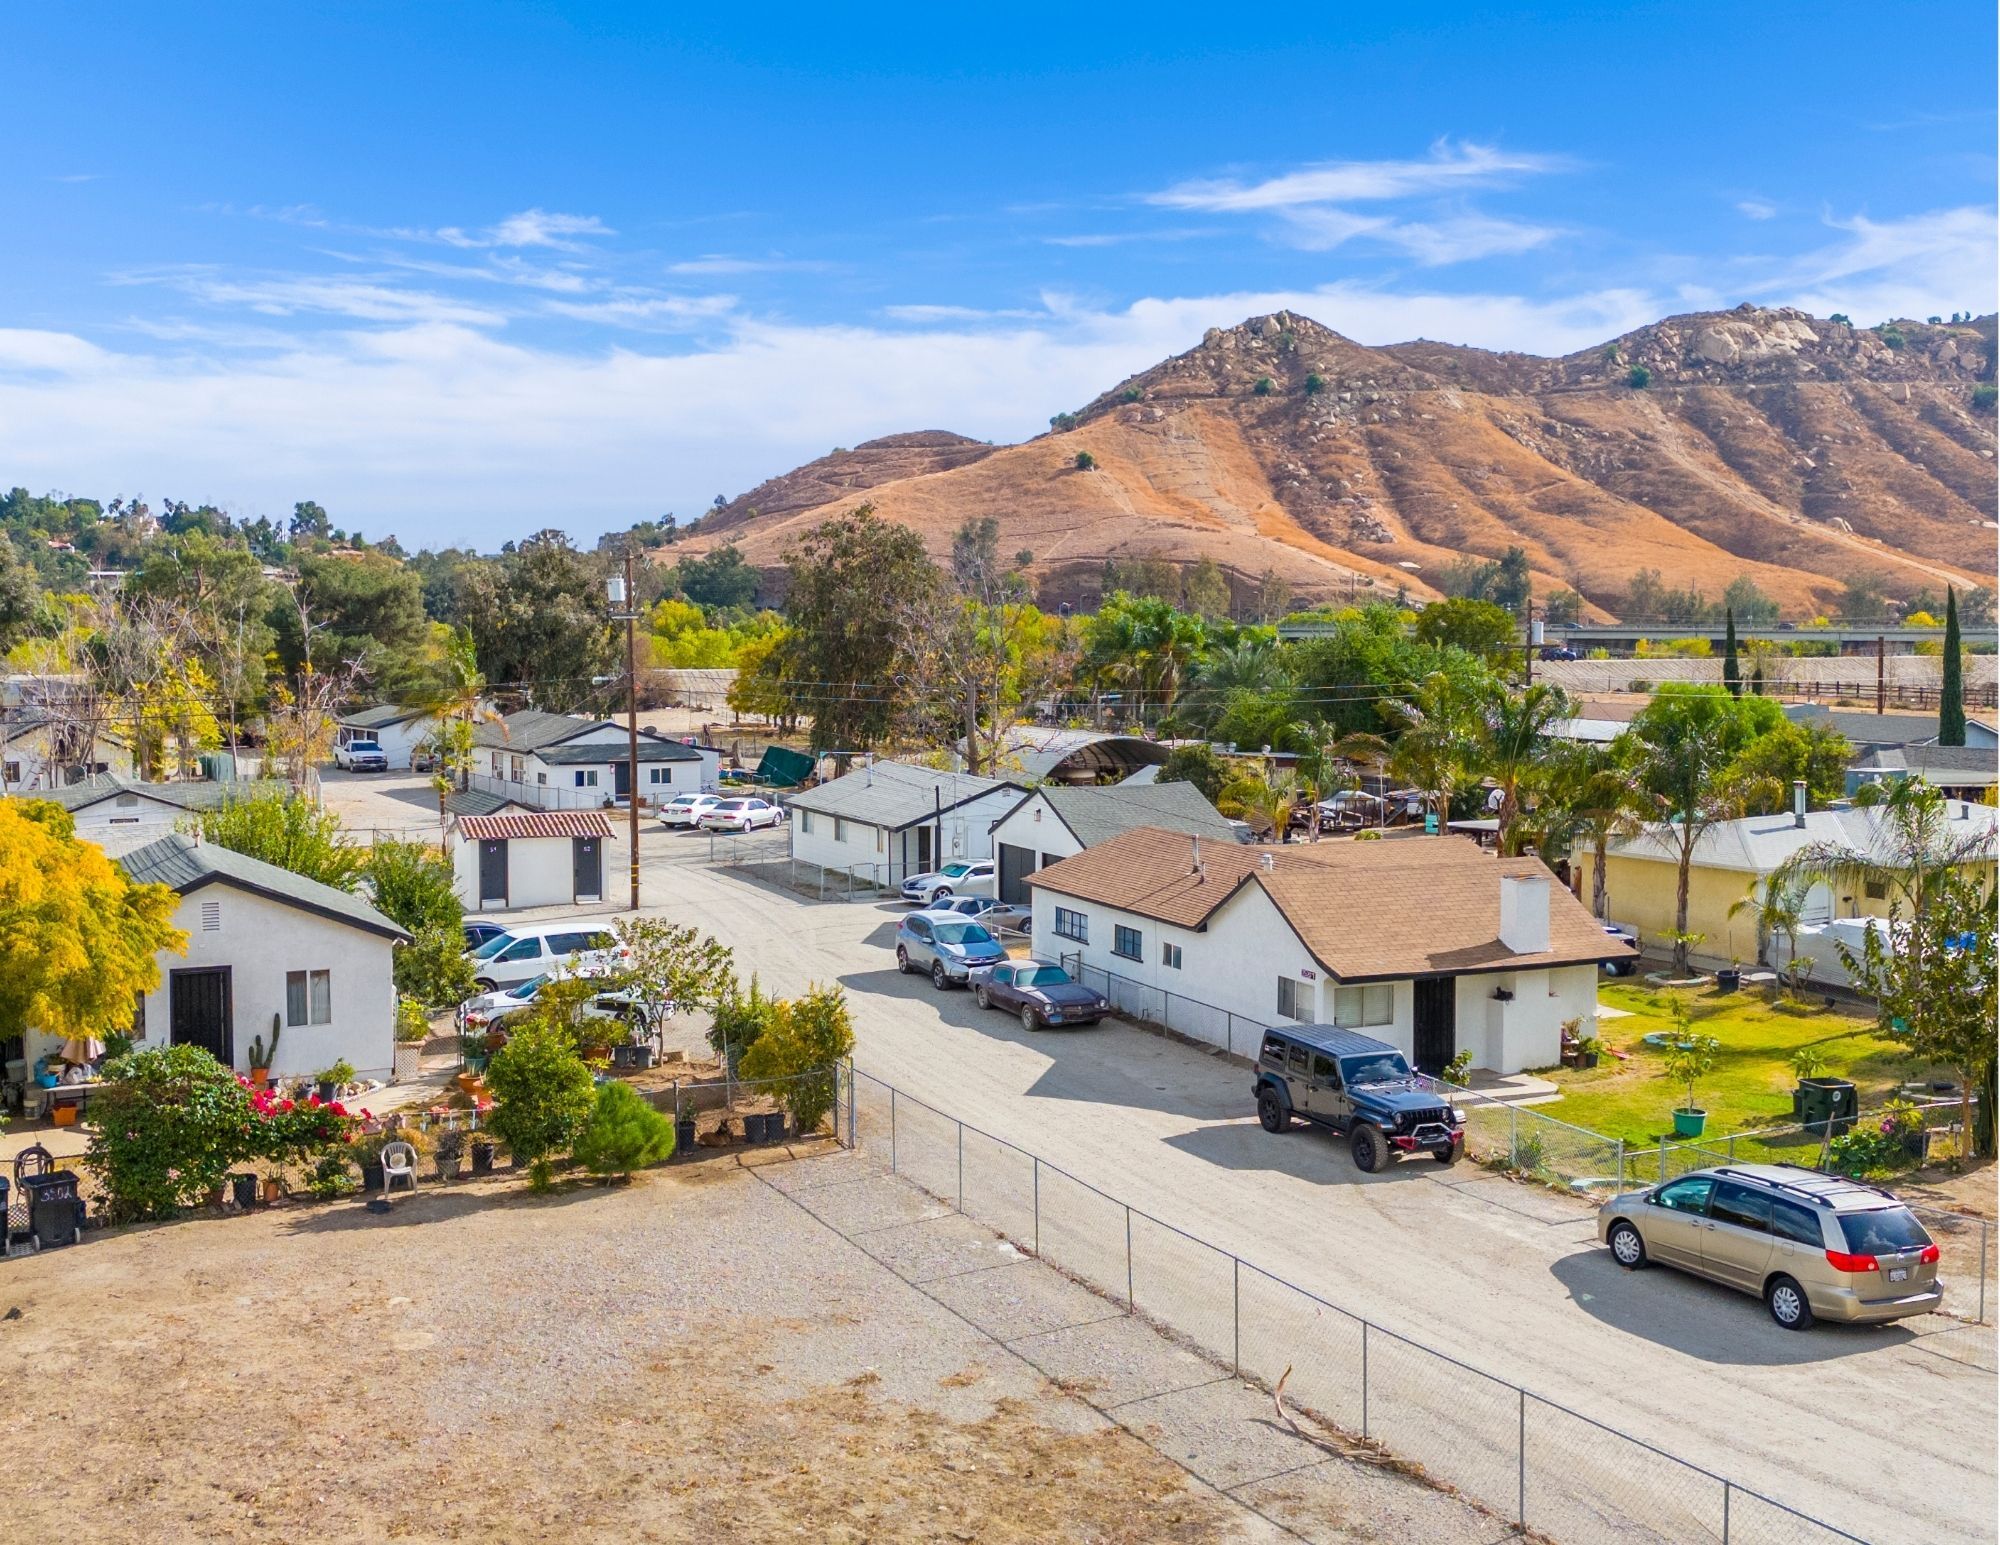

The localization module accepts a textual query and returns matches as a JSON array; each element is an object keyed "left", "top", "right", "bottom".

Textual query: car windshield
[
  {"left": 1019, "top": 966, "right": 1071, "bottom": 988},
  {"left": 938, "top": 863, "right": 971, "bottom": 877},
  {"left": 1340, "top": 1052, "right": 1413, "bottom": 1086},
  {"left": 932, "top": 922, "right": 995, "bottom": 946},
  {"left": 1838, "top": 1208, "right": 1933, "bottom": 1254},
  {"left": 509, "top": 976, "right": 549, "bottom": 999},
  {"left": 470, "top": 933, "right": 517, "bottom": 960},
  {"left": 716, "top": 800, "right": 746, "bottom": 811}
]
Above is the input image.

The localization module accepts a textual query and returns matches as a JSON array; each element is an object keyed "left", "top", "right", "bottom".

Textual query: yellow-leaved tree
[{"left": 0, "top": 801, "right": 188, "bottom": 1047}]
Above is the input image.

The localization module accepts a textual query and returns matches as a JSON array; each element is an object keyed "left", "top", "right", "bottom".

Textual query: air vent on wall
[{"left": 201, "top": 900, "right": 221, "bottom": 932}]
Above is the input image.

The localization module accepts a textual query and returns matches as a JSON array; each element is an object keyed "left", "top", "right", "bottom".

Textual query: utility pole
[{"left": 607, "top": 553, "right": 643, "bottom": 911}]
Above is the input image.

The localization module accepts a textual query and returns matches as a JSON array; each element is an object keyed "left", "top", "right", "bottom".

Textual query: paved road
[{"left": 333, "top": 783, "right": 1994, "bottom": 1545}]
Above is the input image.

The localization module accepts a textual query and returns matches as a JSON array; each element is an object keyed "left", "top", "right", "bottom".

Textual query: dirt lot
[{"left": 0, "top": 1146, "right": 1495, "bottom": 1543}]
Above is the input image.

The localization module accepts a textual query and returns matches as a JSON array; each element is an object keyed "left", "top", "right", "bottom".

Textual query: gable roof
[
  {"left": 442, "top": 787, "right": 526, "bottom": 818},
  {"left": 472, "top": 709, "right": 606, "bottom": 754},
  {"left": 119, "top": 833, "right": 407, "bottom": 941},
  {"left": 33, "top": 774, "right": 293, "bottom": 814},
  {"left": 786, "top": 760, "right": 1023, "bottom": 829},
  {"left": 998, "top": 780, "right": 1238, "bottom": 849},
  {"left": 1850, "top": 745, "right": 1999, "bottom": 784},
  {"left": 1028, "top": 826, "right": 1626, "bottom": 982},
  {"left": 458, "top": 810, "right": 614, "bottom": 842},
  {"left": 1603, "top": 801, "right": 2000, "bottom": 874},
  {"left": 535, "top": 737, "right": 704, "bottom": 765},
  {"left": 1785, "top": 705, "right": 1940, "bottom": 749},
  {"left": 339, "top": 703, "right": 433, "bottom": 731}
]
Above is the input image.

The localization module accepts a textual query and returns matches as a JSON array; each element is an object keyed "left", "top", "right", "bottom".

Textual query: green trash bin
[{"left": 1797, "top": 1077, "right": 1858, "bottom": 1138}]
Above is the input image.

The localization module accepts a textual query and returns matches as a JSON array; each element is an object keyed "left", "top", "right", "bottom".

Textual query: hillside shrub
[
  {"left": 1973, "top": 384, "right": 1997, "bottom": 414},
  {"left": 1120, "top": 387, "right": 1142, "bottom": 403},
  {"left": 573, "top": 1081, "right": 677, "bottom": 1179},
  {"left": 1073, "top": 451, "right": 1097, "bottom": 471},
  {"left": 740, "top": 983, "right": 855, "bottom": 1135},
  {"left": 484, "top": 1022, "right": 597, "bottom": 1190},
  {"left": 1252, "top": 376, "right": 1275, "bottom": 396},
  {"left": 1304, "top": 373, "right": 1326, "bottom": 395},
  {"left": 1627, "top": 365, "right": 1652, "bottom": 389},
  {"left": 84, "top": 1044, "right": 254, "bottom": 1222}
]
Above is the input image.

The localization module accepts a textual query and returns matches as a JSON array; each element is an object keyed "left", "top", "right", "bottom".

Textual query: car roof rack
[{"left": 1714, "top": 1164, "right": 1896, "bottom": 1207}]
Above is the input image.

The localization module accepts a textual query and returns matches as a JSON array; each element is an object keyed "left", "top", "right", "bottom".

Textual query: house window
[
  {"left": 1112, "top": 924, "right": 1143, "bottom": 961},
  {"left": 200, "top": 900, "right": 221, "bottom": 932},
  {"left": 509, "top": 756, "right": 525, "bottom": 780},
  {"left": 537, "top": 772, "right": 547, "bottom": 786},
  {"left": 1161, "top": 942, "right": 1183, "bottom": 970},
  {"left": 799, "top": 809, "right": 814, "bottom": 834},
  {"left": 834, "top": 816, "right": 847, "bottom": 843},
  {"left": 1053, "top": 906, "right": 1088, "bottom": 943},
  {"left": 574, "top": 769, "right": 599, "bottom": 788},
  {"left": 1863, "top": 879, "right": 1887, "bottom": 901},
  {"left": 1276, "top": 977, "right": 1311, "bottom": 1022},
  {"left": 649, "top": 766, "right": 672, "bottom": 786},
  {"left": 1332, "top": 984, "right": 1393, "bottom": 1029},
  {"left": 286, "top": 969, "right": 332, "bottom": 1027},
  {"left": 491, "top": 753, "right": 504, "bottom": 777}
]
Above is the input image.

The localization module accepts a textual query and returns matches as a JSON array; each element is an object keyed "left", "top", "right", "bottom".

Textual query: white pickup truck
[{"left": 334, "top": 736, "right": 389, "bottom": 772}]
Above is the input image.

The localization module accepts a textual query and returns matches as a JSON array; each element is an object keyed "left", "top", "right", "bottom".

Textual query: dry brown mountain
[{"left": 685, "top": 306, "right": 1997, "bottom": 618}]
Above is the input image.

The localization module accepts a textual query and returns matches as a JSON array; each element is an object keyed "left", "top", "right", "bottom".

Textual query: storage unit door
[
  {"left": 479, "top": 840, "right": 509, "bottom": 908},
  {"left": 998, "top": 843, "right": 1037, "bottom": 905}
]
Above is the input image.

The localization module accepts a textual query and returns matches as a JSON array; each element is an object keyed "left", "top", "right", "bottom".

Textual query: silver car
[{"left": 1599, "top": 1164, "right": 1942, "bottom": 1329}]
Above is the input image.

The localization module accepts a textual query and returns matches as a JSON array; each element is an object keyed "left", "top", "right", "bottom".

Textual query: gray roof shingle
[
  {"left": 32, "top": 774, "right": 293, "bottom": 814},
  {"left": 786, "top": 760, "right": 1022, "bottom": 829},
  {"left": 472, "top": 709, "right": 604, "bottom": 753},
  {"left": 1002, "top": 781, "right": 1238, "bottom": 848},
  {"left": 120, "top": 833, "right": 408, "bottom": 941},
  {"left": 339, "top": 703, "right": 431, "bottom": 731}
]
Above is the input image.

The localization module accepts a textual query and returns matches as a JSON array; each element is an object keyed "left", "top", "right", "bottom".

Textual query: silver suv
[{"left": 1599, "top": 1164, "right": 1942, "bottom": 1330}]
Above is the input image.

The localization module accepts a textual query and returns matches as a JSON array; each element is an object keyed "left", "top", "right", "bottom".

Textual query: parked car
[
  {"left": 899, "top": 859, "right": 997, "bottom": 906},
  {"left": 920, "top": 894, "right": 1004, "bottom": 923},
  {"left": 1598, "top": 1164, "right": 1943, "bottom": 1330},
  {"left": 660, "top": 792, "right": 725, "bottom": 829},
  {"left": 1253, "top": 1025, "right": 1464, "bottom": 1172},
  {"left": 461, "top": 974, "right": 651, "bottom": 1035},
  {"left": 969, "top": 957, "right": 1109, "bottom": 1031},
  {"left": 334, "top": 736, "right": 389, "bottom": 772},
  {"left": 697, "top": 796, "right": 784, "bottom": 832},
  {"left": 1600, "top": 924, "right": 1639, "bottom": 976},
  {"left": 464, "top": 922, "right": 626, "bottom": 992},
  {"left": 462, "top": 917, "right": 509, "bottom": 952},
  {"left": 1538, "top": 645, "right": 1579, "bottom": 661},
  {"left": 894, "top": 913, "right": 1006, "bottom": 989},
  {"left": 978, "top": 900, "right": 1033, "bottom": 934}
]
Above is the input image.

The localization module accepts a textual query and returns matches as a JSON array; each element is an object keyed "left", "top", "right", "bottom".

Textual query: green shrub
[
  {"left": 1073, "top": 450, "right": 1097, "bottom": 471},
  {"left": 307, "top": 1153, "right": 358, "bottom": 1199},
  {"left": 1972, "top": 384, "right": 1997, "bottom": 414},
  {"left": 710, "top": 973, "right": 778, "bottom": 1068},
  {"left": 1627, "top": 365, "right": 1652, "bottom": 389},
  {"left": 1049, "top": 411, "right": 1080, "bottom": 432},
  {"left": 1875, "top": 325, "right": 1906, "bottom": 350},
  {"left": 740, "top": 983, "right": 855, "bottom": 1134},
  {"left": 84, "top": 1045, "right": 254, "bottom": 1222},
  {"left": 365, "top": 839, "right": 462, "bottom": 934},
  {"left": 573, "top": 1081, "right": 677, "bottom": 1178},
  {"left": 1252, "top": 376, "right": 1275, "bottom": 396},
  {"left": 1304, "top": 373, "right": 1326, "bottom": 395},
  {"left": 396, "top": 996, "right": 432, "bottom": 1044},
  {"left": 395, "top": 922, "right": 478, "bottom": 1010},
  {"left": 484, "top": 1021, "right": 596, "bottom": 1190},
  {"left": 1120, "top": 387, "right": 1142, "bottom": 403}
]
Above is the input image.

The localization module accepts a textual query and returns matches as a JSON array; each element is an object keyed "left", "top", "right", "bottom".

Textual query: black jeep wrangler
[{"left": 1253, "top": 1025, "right": 1464, "bottom": 1172}]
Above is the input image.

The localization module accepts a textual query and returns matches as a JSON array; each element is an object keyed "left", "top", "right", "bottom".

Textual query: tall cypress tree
[
  {"left": 1939, "top": 586, "right": 1966, "bottom": 746},
  {"left": 1721, "top": 608, "right": 1742, "bottom": 697}
]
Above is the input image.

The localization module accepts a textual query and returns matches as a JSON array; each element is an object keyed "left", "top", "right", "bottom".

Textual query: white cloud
[
  {"left": 435, "top": 209, "right": 612, "bottom": 251},
  {"left": 1758, "top": 205, "right": 1998, "bottom": 320},
  {"left": 131, "top": 274, "right": 509, "bottom": 328},
  {"left": 665, "top": 254, "right": 830, "bottom": 275},
  {"left": 1276, "top": 209, "right": 1559, "bottom": 264},
  {"left": 542, "top": 294, "right": 739, "bottom": 326},
  {"left": 1736, "top": 198, "right": 1778, "bottom": 220},
  {"left": 1148, "top": 141, "right": 1565, "bottom": 213}
]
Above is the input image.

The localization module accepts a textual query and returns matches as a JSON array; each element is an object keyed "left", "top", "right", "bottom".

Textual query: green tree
[
  {"left": 739, "top": 983, "right": 855, "bottom": 1133},
  {"left": 1532, "top": 740, "right": 1647, "bottom": 920},
  {"left": 394, "top": 923, "right": 477, "bottom": 1012},
  {"left": 573, "top": 1080, "right": 678, "bottom": 1178},
  {"left": 674, "top": 544, "right": 760, "bottom": 608},
  {"left": 1720, "top": 576, "right": 1780, "bottom": 626},
  {"left": 1156, "top": 742, "right": 1230, "bottom": 802},
  {"left": 779, "top": 505, "right": 939, "bottom": 753},
  {"left": 1472, "top": 682, "right": 1572, "bottom": 854},
  {"left": 612, "top": 916, "right": 737, "bottom": 1023},
  {"left": 1415, "top": 598, "right": 1518, "bottom": 661},
  {"left": 1182, "top": 558, "right": 1232, "bottom": 620},
  {"left": 0, "top": 800, "right": 187, "bottom": 1047},
  {"left": 84, "top": 1045, "right": 253, "bottom": 1222},
  {"left": 365, "top": 839, "right": 461, "bottom": 933},
  {"left": 1722, "top": 608, "right": 1741, "bottom": 697},
  {"left": 1073, "top": 450, "right": 1097, "bottom": 471},
  {"left": 0, "top": 536, "right": 41, "bottom": 651},
  {"left": 1380, "top": 669, "right": 1484, "bottom": 832},
  {"left": 195, "top": 791, "right": 367, "bottom": 891},
  {"left": 1627, "top": 365, "right": 1651, "bottom": 389},
  {"left": 1492, "top": 546, "right": 1532, "bottom": 613},
  {"left": 465, "top": 531, "right": 617, "bottom": 712},
  {"left": 1939, "top": 586, "right": 1965, "bottom": 746},
  {"left": 1542, "top": 588, "right": 1583, "bottom": 626},
  {"left": 485, "top": 1020, "right": 598, "bottom": 1190},
  {"left": 1721, "top": 720, "right": 1851, "bottom": 811},
  {"left": 1629, "top": 685, "right": 1782, "bottom": 971},
  {"left": 275, "top": 551, "right": 429, "bottom": 688}
]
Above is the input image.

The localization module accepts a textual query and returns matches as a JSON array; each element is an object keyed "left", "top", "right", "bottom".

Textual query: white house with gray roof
[
  {"left": 988, "top": 780, "right": 1240, "bottom": 904},
  {"left": 785, "top": 761, "right": 1025, "bottom": 884},
  {"left": 20, "top": 833, "right": 407, "bottom": 1092},
  {"left": 336, "top": 703, "right": 445, "bottom": 771},
  {"left": 27, "top": 773, "right": 294, "bottom": 856},
  {"left": 470, "top": 709, "right": 720, "bottom": 811}
]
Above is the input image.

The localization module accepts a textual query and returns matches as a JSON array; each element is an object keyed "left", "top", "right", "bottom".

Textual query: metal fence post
[
  {"left": 1509, "top": 1105, "right": 1518, "bottom": 1167},
  {"left": 1614, "top": 1137, "right": 1625, "bottom": 1193},
  {"left": 1125, "top": 1205, "right": 1134, "bottom": 1312},
  {"left": 956, "top": 1122, "right": 964, "bottom": 1212},
  {"left": 1722, "top": 1480, "right": 1731, "bottom": 1542},
  {"left": 1361, "top": 1321, "right": 1370, "bottom": 1438},
  {"left": 1032, "top": 1157, "right": 1040, "bottom": 1257},
  {"left": 1232, "top": 1257, "right": 1240, "bottom": 1376},
  {"left": 1517, "top": 1388, "right": 1526, "bottom": 1527},
  {"left": 1983, "top": 1219, "right": 1991, "bottom": 1325},
  {"left": 847, "top": 1062, "right": 856, "bottom": 1149},
  {"left": 1659, "top": 1137, "right": 1668, "bottom": 1184},
  {"left": 890, "top": 1087, "right": 897, "bottom": 1173}
]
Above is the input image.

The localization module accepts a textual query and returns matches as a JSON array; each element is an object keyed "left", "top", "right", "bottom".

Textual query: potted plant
[
  {"left": 262, "top": 1174, "right": 285, "bottom": 1205},
  {"left": 247, "top": 1016, "right": 282, "bottom": 1090},
  {"left": 1574, "top": 1036, "right": 1604, "bottom": 1070},
  {"left": 674, "top": 1110, "right": 698, "bottom": 1157},
  {"left": 433, "top": 1126, "right": 465, "bottom": 1181},
  {"left": 1716, "top": 957, "right": 1742, "bottom": 994},
  {"left": 394, "top": 997, "right": 429, "bottom": 1082},
  {"left": 470, "top": 1132, "right": 497, "bottom": 1175},
  {"left": 1662, "top": 1033, "right": 1721, "bottom": 1139},
  {"left": 230, "top": 1172, "right": 259, "bottom": 1210},
  {"left": 316, "top": 1059, "right": 357, "bottom": 1103}
]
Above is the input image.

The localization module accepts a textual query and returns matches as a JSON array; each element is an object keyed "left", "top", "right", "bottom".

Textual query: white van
[{"left": 465, "top": 922, "right": 626, "bottom": 992}]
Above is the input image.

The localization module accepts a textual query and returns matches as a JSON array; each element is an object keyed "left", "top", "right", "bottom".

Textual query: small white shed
[{"left": 451, "top": 809, "right": 617, "bottom": 911}]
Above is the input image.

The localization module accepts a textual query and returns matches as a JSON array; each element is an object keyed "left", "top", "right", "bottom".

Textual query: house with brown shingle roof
[{"left": 1027, "top": 828, "right": 1631, "bottom": 1075}]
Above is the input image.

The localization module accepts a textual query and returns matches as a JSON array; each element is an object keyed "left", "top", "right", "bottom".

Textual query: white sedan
[
  {"left": 660, "top": 792, "right": 725, "bottom": 828},
  {"left": 900, "top": 859, "right": 996, "bottom": 905},
  {"left": 696, "top": 796, "right": 786, "bottom": 832}
]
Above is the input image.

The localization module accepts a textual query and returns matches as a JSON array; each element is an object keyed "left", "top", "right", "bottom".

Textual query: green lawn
[{"left": 1538, "top": 982, "right": 1946, "bottom": 1145}]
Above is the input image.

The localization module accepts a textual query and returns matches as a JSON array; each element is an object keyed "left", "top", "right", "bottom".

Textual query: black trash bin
[
  {"left": 23, "top": 1170, "right": 84, "bottom": 1250},
  {"left": 1798, "top": 1077, "right": 1859, "bottom": 1138}
]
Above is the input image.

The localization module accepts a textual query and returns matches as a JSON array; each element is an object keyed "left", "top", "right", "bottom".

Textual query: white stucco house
[
  {"left": 336, "top": 704, "right": 445, "bottom": 771},
  {"left": 470, "top": 709, "right": 720, "bottom": 811},
  {"left": 33, "top": 773, "right": 294, "bottom": 856},
  {"left": 32, "top": 832, "right": 407, "bottom": 1085},
  {"left": 785, "top": 761, "right": 1026, "bottom": 885},
  {"left": 450, "top": 809, "right": 616, "bottom": 911},
  {"left": 1, "top": 706, "right": 136, "bottom": 792},
  {"left": 1028, "top": 827, "right": 1631, "bottom": 1076},
  {"left": 988, "top": 780, "right": 1239, "bottom": 904}
]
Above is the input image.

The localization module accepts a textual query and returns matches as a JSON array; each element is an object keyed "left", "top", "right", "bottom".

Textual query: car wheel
[
  {"left": 1767, "top": 1275, "right": 1815, "bottom": 1331},
  {"left": 1433, "top": 1143, "right": 1460, "bottom": 1166},
  {"left": 931, "top": 961, "right": 949, "bottom": 990},
  {"left": 1257, "top": 1089, "right": 1289, "bottom": 1133},
  {"left": 1020, "top": 1003, "right": 1040, "bottom": 1032},
  {"left": 473, "top": 978, "right": 497, "bottom": 994},
  {"left": 1350, "top": 1124, "right": 1386, "bottom": 1173},
  {"left": 895, "top": 947, "right": 911, "bottom": 975},
  {"left": 934, "top": 886, "right": 952, "bottom": 900},
  {"left": 1608, "top": 1221, "right": 1647, "bottom": 1270},
  {"left": 974, "top": 986, "right": 991, "bottom": 1010}
]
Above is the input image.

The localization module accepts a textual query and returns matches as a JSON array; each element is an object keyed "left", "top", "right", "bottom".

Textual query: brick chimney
[{"left": 1499, "top": 873, "right": 1550, "bottom": 955}]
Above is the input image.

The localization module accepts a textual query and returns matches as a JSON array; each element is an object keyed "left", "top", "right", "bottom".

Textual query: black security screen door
[
  {"left": 1412, "top": 976, "right": 1457, "bottom": 1075},
  {"left": 573, "top": 836, "right": 603, "bottom": 901},
  {"left": 479, "top": 840, "right": 508, "bottom": 906},
  {"left": 171, "top": 967, "right": 233, "bottom": 1067}
]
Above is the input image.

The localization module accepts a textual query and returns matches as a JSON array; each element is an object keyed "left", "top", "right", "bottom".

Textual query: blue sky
[{"left": 2, "top": 2, "right": 1993, "bottom": 549}]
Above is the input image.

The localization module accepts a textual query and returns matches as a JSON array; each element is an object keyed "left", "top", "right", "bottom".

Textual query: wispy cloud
[
  {"left": 1279, "top": 209, "right": 1560, "bottom": 264},
  {"left": 1763, "top": 205, "right": 1998, "bottom": 320},
  {"left": 1042, "top": 227, "right": 1221, "bottom": 248},
  {"left": 434, "top": 209, "right": 613, "bottom": 251},
  {"left": 1736, "top": 198, "right": 1778, "bottom": 220},
  {"left": 665, "top": 254, "right": 830, "bottom": 275},
  {"left": 542, "top": 294, "right": 738, "bottom": 326},
  {"left": 115, "top": 270, "right": 509, "bottom": 328},
  {"left": 49, "top": 172, "right": 103, "bottom": 185},
  {"left": 1148, "top": 141, "right": 1566, "bottom": 213}
]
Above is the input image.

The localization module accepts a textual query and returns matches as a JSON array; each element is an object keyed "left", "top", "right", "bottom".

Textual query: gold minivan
[{"left": 1598, "top": 1164, "right": 1943, "bottom": 1330}]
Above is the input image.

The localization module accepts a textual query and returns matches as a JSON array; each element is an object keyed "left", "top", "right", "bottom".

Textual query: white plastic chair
[{"left": 380, "top": 1140, "right": 418, "bottom": 1198}]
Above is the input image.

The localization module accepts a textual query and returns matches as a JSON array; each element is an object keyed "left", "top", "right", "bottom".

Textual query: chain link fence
[
  {"left": 838, "top": 1063, "right": 1869, "bottom": 1544},
  {"left": 706, "top": 829, "right": 900, "bottom": 901}
]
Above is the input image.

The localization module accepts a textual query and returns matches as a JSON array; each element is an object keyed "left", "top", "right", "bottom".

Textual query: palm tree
[
  {"left": 1769, "top": 777, "right": 1992, "bottom": 930},
  {"left": 1473, "top": 682, "right": 1571, "bottom": 855},
  {"left": 1381, "top": 671, "right": 1479, "bottom": 835},
  {"left": 1531, "top": 740, "right": 1647, "bottom": 920},
  {"left": 1218, "top": 768, "right": 1302, "bottom": 841},
  {"left": 410, "top": 624, "right": 498, "bottom": 791},
  {"left": 1728, "top": 870, "right": 1812, "bottom": 985}
]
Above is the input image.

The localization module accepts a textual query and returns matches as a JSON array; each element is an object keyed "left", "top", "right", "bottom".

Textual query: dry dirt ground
[{"left": 0, "top": 1146, "right": 1501, "bottom": 1545}]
